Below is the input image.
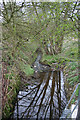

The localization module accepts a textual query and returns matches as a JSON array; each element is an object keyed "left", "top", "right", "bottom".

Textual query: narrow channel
[{"left": 11, "top": 70, "right": 67, "bottom": 119}]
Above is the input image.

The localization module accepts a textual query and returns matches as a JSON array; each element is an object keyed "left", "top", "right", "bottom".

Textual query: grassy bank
[
  {"left": 41, "top": 36, "right": 79, "bottom": 103},
  {"left": 62, "top": 36, "right": 79, "bottom": 102},
  {"left": 2, "top": 41, "right": 38, "bottom": 119},
  {"left": 2, "top": 64, "right": 21, "bottom": 119}
]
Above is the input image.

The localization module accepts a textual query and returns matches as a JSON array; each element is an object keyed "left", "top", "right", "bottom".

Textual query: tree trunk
[
  {"left": 50, "top": 37, "right": 54, "bottom": 55},
  {"left": 55, "top": 35, "right": 64, "bottom": 54}
]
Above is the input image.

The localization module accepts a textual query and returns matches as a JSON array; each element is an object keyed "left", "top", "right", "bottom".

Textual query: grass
[
  {"left": 62, "top": 36, "right": 79, "bottom": 102},
  {"left": 71, "top": 85, "right": 80, "bottom": 104},
  {"left": 62, "top": 37, "right": 78, "bottom": 82},
  {"left": 62, "top": 36, "right": 78, "bottom": 60},
  {"left": 19, "top": 61, "right": 34, "bottom": 76},
  {"left": 2, "top": 66, "right": 21, "bottom": 119},
  {"left": 42, "top": 35, "right": 79, "bottom": 102},
  {"left": 42, "top": 36, "right": 78, "bottom": 66},
  {"left": 42, "top": 54, "right": 58, "bottom": 65}
]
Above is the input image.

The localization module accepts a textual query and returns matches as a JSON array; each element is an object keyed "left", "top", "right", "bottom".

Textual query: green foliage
[
  {"left": 75, "top": 87, "right": 79, "bottom": 97},
  {"left": 4, "top": 104, "right": 11, "bottom": 118},
  {"left": 2, "top": 2, "right": 79, "bottom": 118},
  {"left": 3, "top": 2, "right": 77, "bottom": 57},
  {"left": 23, "top": 65, "right": 34, "bottom": 76},
  {"left": 71, "top": 85, "right": 79, "bottom": 104},
  {"left": 62, "top": 36, "right": 78, "bottom": 60},
  {"left": 25, "top": 83, "right": 29, "bottom": 86},
  {"left": 65, "top": 61, "right": 78, "bottom": 86},
  {"left": 42, "top": 55, "right": 53, "bottom": 61},
  {"left": 3, "top": 73, "right": 21, "bottom": 118},
  {"left": 70, "top": 65, "right": 76, "bottom": 71},
  {"left": 5, "top": 73, "right": 14, "bottom": 80},
  {"left": 2, "top": 2, "right": 78, "bottom": 74},
  {"left": 71, "top": 98, "right": 75, "bottom": 104}
]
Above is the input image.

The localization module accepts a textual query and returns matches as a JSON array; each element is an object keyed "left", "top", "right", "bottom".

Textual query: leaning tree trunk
[{"left": 49, "top": 37, "right": 54, "bottom": 55}]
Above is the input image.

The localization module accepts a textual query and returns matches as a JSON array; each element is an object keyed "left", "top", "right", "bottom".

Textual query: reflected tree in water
[{"left": 14, "top": 71, "right": 66, "bottom": 119}]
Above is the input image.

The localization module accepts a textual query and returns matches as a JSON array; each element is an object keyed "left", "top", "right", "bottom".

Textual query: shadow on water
[{"left": 12, "top": 70, "right": 66, "bottom": 119}]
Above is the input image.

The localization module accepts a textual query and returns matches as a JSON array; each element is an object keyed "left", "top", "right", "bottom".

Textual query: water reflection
[{"left": 12, "top": 70, "right": 66, "bottom": 119}]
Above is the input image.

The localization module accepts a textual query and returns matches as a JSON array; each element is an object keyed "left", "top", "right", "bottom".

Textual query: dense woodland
[
  {"left": 2, "top": 2, "right": 79, "bottom": 72},
  {"left": 1, "top": 1, "right": 80, "bottom": 119}
]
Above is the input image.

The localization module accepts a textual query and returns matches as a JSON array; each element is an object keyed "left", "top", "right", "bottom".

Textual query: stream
[{"left": 11, "top": 54, "right": 67, "bottom": 119}]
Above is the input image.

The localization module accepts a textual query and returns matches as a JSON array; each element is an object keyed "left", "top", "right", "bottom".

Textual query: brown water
[{"left": 12, "top": 70, "right": 67, "bottom": 119}]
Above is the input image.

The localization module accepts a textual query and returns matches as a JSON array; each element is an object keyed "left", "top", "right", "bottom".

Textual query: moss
[{"left": 19, "top": 62, "right": 34, "bottom": 76}]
